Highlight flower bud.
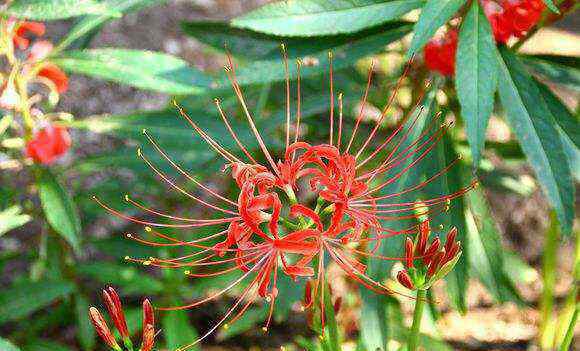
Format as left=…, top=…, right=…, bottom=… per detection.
left=141, top=323, right=155, bottom=351
left=397, top=270, right=415, bottom=290
left=445, top=227, right=457, bottom=252
left=25, top=124, right=71, bottom=164
left=89, top=307, right=120, bottom=350
left=142, top=299, right=154, bottom=331
left=422, top=237, right=441, bottom=266
left=103, top=287, right=129, bottom=339
left=427, top=251, right=445, bottom=278
left=416, top=220, right=430, bottom=255
left=405, top=237, right=414, bottom=268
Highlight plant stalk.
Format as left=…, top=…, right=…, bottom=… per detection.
left=408, top=288, right=427, bottom=351
left=539, top=211, right=560, bottom=349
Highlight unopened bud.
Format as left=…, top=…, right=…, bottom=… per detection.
left=397, top=270, right=415, bottom=290
left=103, top=287, right=129, bottom=339
left=422, top=237, right=441, bottom=266
left=89, top=307, right=120, bottom=350
left=417, top=220, right=430, bottom=255
left=405, top=237, right=414, bottom=268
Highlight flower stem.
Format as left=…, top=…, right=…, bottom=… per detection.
left=408, top=288, right=427, bottom=351
left=539, top=211, right=559, bottom=349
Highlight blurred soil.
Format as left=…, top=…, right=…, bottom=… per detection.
left=40, top=1, right=579, bottom=350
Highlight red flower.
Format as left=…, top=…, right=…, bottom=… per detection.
left=95, top=50, right=475, bottom=349
left=25, top=124, right=71, bottom=164
left=424, top=29, right=458, bottom=76
left=483, top=0, right=545, bottom=43
left=37, top=63, right=69, bottom=93
left=12, top=20, right=45, bottom=50
left=89, top=287, right=155, bottom=351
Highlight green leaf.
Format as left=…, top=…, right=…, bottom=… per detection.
left=23, top=340, right=73, bottom=351
left=455, top=0, right=497, bottom=167
left=162, top=311, right=200, bottom=351
left=523, top=54, right=580, bottom=91
left=0, top=206, right=31, bottom=237
left=52, top=49, right=212, bottom=94
left=534, top=79, right=580, bottom=149
left=77, top=262, right=163, bottom=295
left=542, top=0, right=560, bottom=13
left=224, top=23, right=411, bottom=86
left=4, top=0, right=119, bottom=20
left=0, top=338, right=21, bottom=351
left=466, top=188, right=523, bottom=304
left=56, top=0, right=167, bottom=51
left=74, top=294, right=95, bottom=351
left=497, top=47, right=575, bottom=234
left=0, top=280, right=74, bottom=323
left=407, top=0, right=467, bottom=57
left=36, top=168, right=82, bottom=253
left=231, top=0, right=424, bottom=37
left=534, top=79, right=580, bottom=181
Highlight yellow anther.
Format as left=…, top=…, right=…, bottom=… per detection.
left=262, top=327, right=268, bottom=332
left=223, top=324, right=229, bottom=330
left=124, top=194, right=130, bottom=201
left=137, top=148, right=142, bottom=157
left=126, top=233, right=132, bottom=238
left=124, top=256, right=130, bottom=260
left=143, top=260, right=151, bottom=266
left=184, top=270, right=191, bottom=275
left=145, top=226, right=152, bottom=232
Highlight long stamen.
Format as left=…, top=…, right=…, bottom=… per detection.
left=281, top=44, right=291, bottom=150
left=328, top=51, right=334, bottom=146
left=337, top=92, right=344, bottom=152
left=346, top=60, right=375, bottom=153
left=224, top=54, right=281, bottom=177
left=142, top=129, right=237, bottom=206
left=173, top=100, right=241, bottom=163
left=214, top=98, right=258, bottom=164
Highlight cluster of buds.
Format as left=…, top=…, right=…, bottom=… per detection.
left=89, top=287, right=155, bottom=351
left=483, top=0, right=545, bottom=43
left=397, top=220, right=462, bottom=291
left=0, top=17, right=71, bottom=166
left=423, top=0, right=545, bottom=76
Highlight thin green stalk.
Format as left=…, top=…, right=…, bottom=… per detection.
left=408, top=289, right=427, bottom=351
left=539, top=211, right=560, bottom=349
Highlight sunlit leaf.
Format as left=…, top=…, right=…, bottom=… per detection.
left=0, top=338, right=20, bottom=351
left=4, top=0, right=119, bottom=20
left=0, top=206, right=31, bottom=237
left=231, top=0, right=423, bottom=36
left=52, top=49, right=212, bottom=94
left=162, top=311, right=200, bottom=351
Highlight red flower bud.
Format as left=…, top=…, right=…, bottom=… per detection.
left=141, top=323, right=155, bottom=351
left=416, top=220, right=430, bottom=255
left=405, top=237, right=415, bottom=268
left=142, top=299, right=154, bottom=332
left=13, top=21, right=45, bottom=50
left=443, top=241, right=461, bottom=265
left=89, top=307, right=119, bottom=350
left=445, top=227, right=457, bottom=252
left=422, top=237, right=441, bottom=266
left=102, top=287, right=129, bottom=339
left=427, top=251, right=445, bottom=278
left=397, top=270, right=415, bottom=290
left=303, top=279, right=313, bottom=309
left=37, top=63, right=68, bottom=94
left=25, top=124, right=71, bottom=164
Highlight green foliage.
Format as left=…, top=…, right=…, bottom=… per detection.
left=36, top=167, right=82, bottom=253
left=407, top=0, right=467, bottom=57
left=162, top=311, right=200, bottom=351
left=231, top=0, right=423, bottom=36
left=0, top=338, right=21, bottom=351
left=52, top=49, right=213, bottom=94
left=4, top=0, right=119, bottom=20
left=0, top=280, right=74, bottom=323
left=455, top=0, right=497, bottom=167
left=497, top=47, right=575, bottom=235
left=0, top=206, right=31, bottom=237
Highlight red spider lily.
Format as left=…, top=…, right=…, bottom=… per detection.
left=482, top=0, right=545, bottom=44
left=95, top=47, right=475, bottom=349
left=423, top=29, right=458, bottom=76
left=89, top=287, right=155, bottom=351
left=10, top=20, right=45, bottom=50
left=25, top=123, right=71, bottom=164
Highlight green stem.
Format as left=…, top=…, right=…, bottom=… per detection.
left=408, top=289, right=427, bottom=351
left=539, top=211, right=560, bottom=349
